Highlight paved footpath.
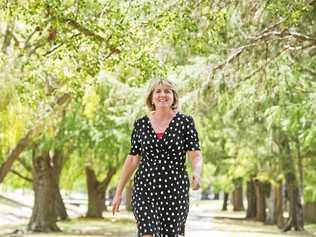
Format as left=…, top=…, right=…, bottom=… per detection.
left=186, top=201, right=315, bottom=237
left=1, top=196, right=315, bottom=237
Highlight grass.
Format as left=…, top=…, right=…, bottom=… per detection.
left=2, top=217, right=136, bottom=237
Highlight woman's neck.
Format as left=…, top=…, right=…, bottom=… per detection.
left=151, top=109, right=175, bottom=119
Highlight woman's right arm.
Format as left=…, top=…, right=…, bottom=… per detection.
left=112, top=154, right=140, bottom=215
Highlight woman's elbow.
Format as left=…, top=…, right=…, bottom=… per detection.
left=187, top=150, right=202, bottom=161
left=126, top=154, right=140, bottom=168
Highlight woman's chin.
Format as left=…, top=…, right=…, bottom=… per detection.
left=156, top=105, right=172, bottom=109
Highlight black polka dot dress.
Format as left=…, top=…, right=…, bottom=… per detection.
left=129, top=112, right=200, bottom=237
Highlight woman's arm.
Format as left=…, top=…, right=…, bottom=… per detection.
left=187, top=150, right=203, bottom=190
left=112, top=154, right=140, bottom=215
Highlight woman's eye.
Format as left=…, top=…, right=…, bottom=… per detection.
left=164, top=89, right=171, bottom=94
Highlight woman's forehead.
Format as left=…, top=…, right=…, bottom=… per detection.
left=154, top=83, right=172, bottom=90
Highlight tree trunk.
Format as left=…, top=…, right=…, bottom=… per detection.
left=232, top=181, right=244, bottom=211
left=279, top=135, right=304, bottom=231
left=275, top=183, right=284, bottom=228
left=52, top=150, right=68, bottom=220
left=222, top=192, right=229, bottom=211
left=28, top=152, right=60, bottom=232
left=265, top=182, right=276, bottom=225
left=55, top=190, right=67, bottom=220
left=103, top=167, right=117, bottom=211
left=246, top=179, right=257, bottom=219
left=282, top=172, right=304, bottom=231
left=86, top=166, right=116, bottom=218
left=214, top=193, right=219, bottom=200
left=254, top=180, right=266, bottom=222
left=295, top=136, right=304, bottom=206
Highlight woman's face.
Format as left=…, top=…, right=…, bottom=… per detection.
left=152, top=84, right=174, bottom=110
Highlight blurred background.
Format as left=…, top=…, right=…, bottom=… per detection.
left=0, top=0, right=315, bottom=236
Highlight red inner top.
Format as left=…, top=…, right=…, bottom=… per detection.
left=156, top=132, right=164, bottom=140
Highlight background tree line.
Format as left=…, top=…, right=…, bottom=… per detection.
left=0, top=0, right=315, bottom=233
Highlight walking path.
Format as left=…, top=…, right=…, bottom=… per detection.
left=1, top=194, right=315, bottom=237
left=187, top=201, right=316, bottom=237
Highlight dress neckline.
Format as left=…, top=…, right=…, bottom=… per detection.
left=146, top=112, right=179, bottom=138
left=156, top=132, right=164, bottom=140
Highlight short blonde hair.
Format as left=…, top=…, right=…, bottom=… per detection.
left=145, top=79, right=179, bottom=111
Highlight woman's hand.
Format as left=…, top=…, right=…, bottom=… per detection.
left=191, top=175, right=201, bottom=190
left=112, top=193, right=122, bottom=216
left=187, top=150, right=202, bottom=191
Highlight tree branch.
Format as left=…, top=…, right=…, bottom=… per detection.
left=207, top=28, right=316, bottom=84
left=63, top=18, right=105, bottom=42
left=105, top=47, right=121, bottom=59
left=17, top=158, right=32, bottom=172
left=24, top=26, right=41, bottom=49
left=27, top=41, right=46, bottom=57
left=99, top=166, right=117, bottom=191
left=242, top=46, right=289, bottom=81
left=43, top=33, right=80, bottom=57
left=249, top=28, right=316, bottom=44
left=0, top=93, right=71, bottom=183
left=253, top=19, right=285, bottom=37
left=2, top=23, right=13, bottom=53
left=10, top=169, right=32, bottom=183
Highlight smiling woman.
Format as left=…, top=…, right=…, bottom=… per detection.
left=145, top=79, right=179, bottom=113
left=112, top=79, right=203, bottom=237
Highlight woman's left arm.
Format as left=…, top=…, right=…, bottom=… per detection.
left=187, top=150, right=203, bottom=190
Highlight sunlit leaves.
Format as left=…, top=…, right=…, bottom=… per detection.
left=83, top=85, right=100, bottom=121
left=266, top=0, right=313, bottom=26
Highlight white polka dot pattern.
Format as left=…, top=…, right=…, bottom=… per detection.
left=129, top=112, right=200, bottom=237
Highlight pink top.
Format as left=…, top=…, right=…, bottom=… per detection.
left=156, top=132, right=164, bottom=140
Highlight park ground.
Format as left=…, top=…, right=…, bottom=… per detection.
left=0, top=192, right=316, bottom=237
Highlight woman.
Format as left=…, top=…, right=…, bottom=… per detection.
left=112, top=79, right=203, bottom=237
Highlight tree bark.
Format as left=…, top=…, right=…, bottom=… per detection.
left=102, top=167, right=117, bottom=211
left=28, top=152, right=60, bottom=232
left=86, top=165, right=116, bottom=218
left=222, top=192, right=229, bottom=211
left=246, top=179, right=257, bottom=219
left=232, top=180, right=244, bottom=211
left=282, top=172, right=304, bottom=231
left=295, top=136, right=304, bottom=203
left=254, top=179, right=266, bottom=222
left=55, top=189, right=67, bottom=220
left=265, top=182, right=276, bottom=225
left=51, top=150, right=68, bottom=220
left=275, top=183, right=284, bottom=228
left=279, top=135, right=304, bottom=231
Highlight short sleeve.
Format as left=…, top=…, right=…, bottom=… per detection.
left=184, top=116, right=201, bottom=151
left=129, top=120, right=141, bottom=155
